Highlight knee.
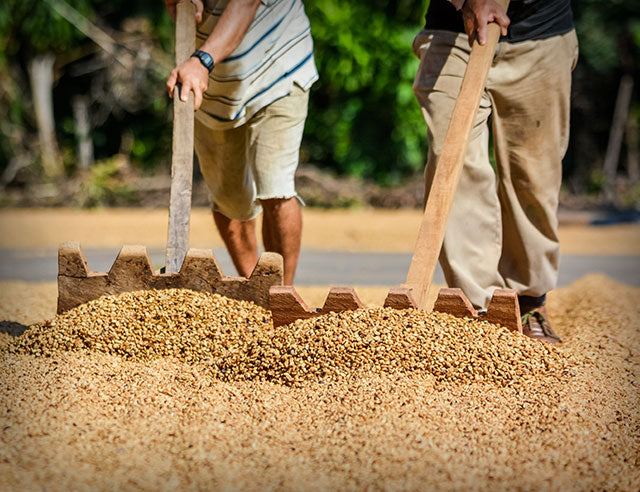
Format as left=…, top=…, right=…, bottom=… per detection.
left=260, top=197, right=296, bottom=215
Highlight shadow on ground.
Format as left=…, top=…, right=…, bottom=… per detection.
left=0, top=321, right=29, bottom=336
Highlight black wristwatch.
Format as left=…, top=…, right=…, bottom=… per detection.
left=191, top=50, right=215, bottom=73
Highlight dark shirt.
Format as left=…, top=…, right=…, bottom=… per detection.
left=424, top=0, right=574, bottom=43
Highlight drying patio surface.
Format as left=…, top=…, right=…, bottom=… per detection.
left=1, top=207, right=639, bottom=254
left=1, top=274, right=639, bottom=491
left=0, top=208, right=638, bottom=490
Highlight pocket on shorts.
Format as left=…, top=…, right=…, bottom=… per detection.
left=271, top=83, right=309, bottom=121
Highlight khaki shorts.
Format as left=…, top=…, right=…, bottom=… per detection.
left=194, top=84, right=309, bottom=221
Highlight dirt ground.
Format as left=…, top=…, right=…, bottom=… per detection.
left=0, top=275, right=639, bottom=491
left=1, top=207, right=639, bottom=254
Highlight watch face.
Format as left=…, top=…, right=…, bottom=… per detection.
left=193, top=50, right=214, bottom=71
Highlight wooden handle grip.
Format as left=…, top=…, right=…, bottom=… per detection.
left=405, top=1, right=510, bottom=309
left=165, top=1, right=196, bottom=273
left=175, top=1, right=196, bottom=65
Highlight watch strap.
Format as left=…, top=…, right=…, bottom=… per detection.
left=191, top=49, right=214, bottom=73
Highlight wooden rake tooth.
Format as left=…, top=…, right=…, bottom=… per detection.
left=384, top=287, right=418, bottom=310
left=108, top=245, right=155, bottom=284
left=433, top=288, right=478, bottom=318
left=57, top=241, right=108, bottom=314
left=269, top=286, right=366, bottom=328
left=58, top=241, right=90, bottom=277
left=485, top=289, right=522, bottom=333
left=177, top=248, right=223, bottom=290
left=239, top=252, right=284, bottom=309
left=433, top=287, right=522, bottom=333
left=179, top=248, right=222, bottom=276
left=250, top=252, right=284, bottom=283
left=322, top=287, right=364, bottom=313
left=269, top=285, right=317, bottom=327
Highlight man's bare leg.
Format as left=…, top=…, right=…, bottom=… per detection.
left=261, top=197, right=301, bottom=285
left=213, top=211, right=258, bottom=278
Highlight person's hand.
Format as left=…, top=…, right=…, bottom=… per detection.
left=164, top=0, right=204, bottom=23
left=166, top=57, right=209, bottom=111
left=461, top=0, right=510, bottom=47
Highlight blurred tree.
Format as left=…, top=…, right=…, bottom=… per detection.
left=304, top=0, right=430, bottom=185
left=0, top=0, right=176, bottom=190
left=0, top=0, right=638, bottom=204
left=566, top=0, right=640, bottom=200
left=0, top=0, right=94, bottom=179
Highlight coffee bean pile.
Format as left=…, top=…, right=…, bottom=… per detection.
left=5, top=289, right=569, bottom=386
left=7, top=289, right=272, bottom=364
left=245, top=308, right=568, bottom=386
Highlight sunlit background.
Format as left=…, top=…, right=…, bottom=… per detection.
left=0, top=0, right=638, bottom=209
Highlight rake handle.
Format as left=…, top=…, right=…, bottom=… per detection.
left=405, top=0, right=509, bottom=309
left=165, top=1, right=196, bottom=274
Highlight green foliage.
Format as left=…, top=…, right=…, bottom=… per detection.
left=565, top=0, right=640, bottom=194
left=304, top=0, right=430, bottom=184
left=1, top=0, right=638, bottom=196
left=587, top=168, right=606, bottom=195
left=573, top=0, right=640, bottom=74
left=573, top=0, right=640, bottom=67
left=621, top=181, right=640, bottom=207
left=575, top=9, right=619, bottom=74
left=74, top=157, right=135, bottom=208
left=572, top=0, right=640, bottom=77
left=0, top=0, right=178, bottom=180
left=0, top=0, right=93, bottom=58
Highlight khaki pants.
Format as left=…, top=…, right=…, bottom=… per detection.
left=413, top=29, right=579, bottom=309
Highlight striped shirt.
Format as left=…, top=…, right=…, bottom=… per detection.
left=197, top=0, right=318, bottom=129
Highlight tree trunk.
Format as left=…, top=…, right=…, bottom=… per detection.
left=603, top=74, right=634, bottom=203
left=29, top=54, right=63, bottom=178
left=626, top=111, right=639, bottom=184
left=72, top=95, right=94, bottom=171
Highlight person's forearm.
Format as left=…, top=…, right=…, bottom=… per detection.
left=199, top=0, right=261, bottom=64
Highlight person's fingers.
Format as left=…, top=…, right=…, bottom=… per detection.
left=469, top=30, right=477, bottom=47
left=463, top=18, right=473, bottom=38
left=192, top=0, right=204, bottom=23
left=462, top=12, right=476, bottom=45
left=495, top=8, right=510, bottom=35
left=477, top=14, right=489, bottom=45
left=181, top=79, right=192, bottom=102
left=193, top=85, right=203, bottom=111
left=167, top=69, right=178, bottom=98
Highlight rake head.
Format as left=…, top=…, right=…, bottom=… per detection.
left=57, top=241, right=283, bottom=314
left=58, top=243, right=522, bottom=333
left=269, top=285, right=522, bottom=332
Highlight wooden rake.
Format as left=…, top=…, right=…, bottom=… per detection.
left=56, top=2, right=283, bottom=314
left=270, top=1, right=522, bottom=332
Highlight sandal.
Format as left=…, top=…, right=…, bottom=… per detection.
left=521, top=306, right=562, bottom=344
